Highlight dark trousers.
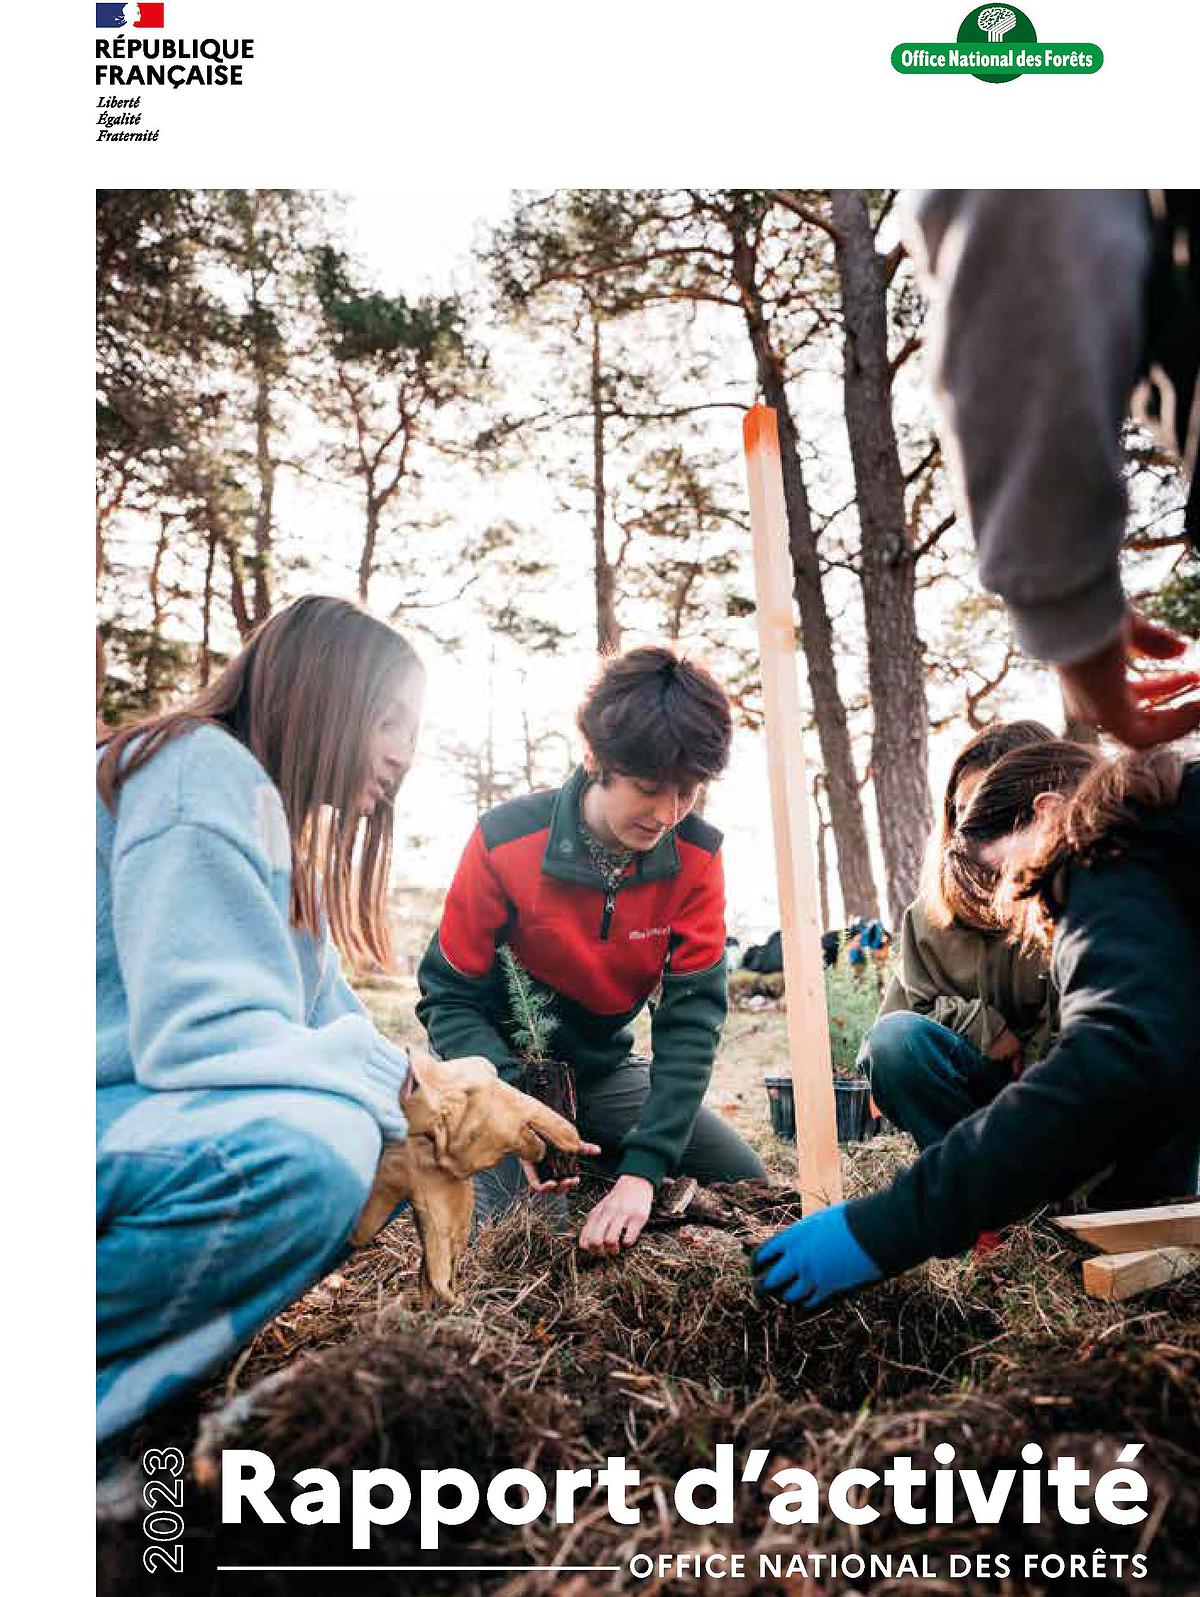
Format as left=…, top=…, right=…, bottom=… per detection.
left=862, top=1011, right=1014, bottom=1151
left=862, top=1010, right=1199, bottom=1209
left=476, top=1056, right=765, bottom=1223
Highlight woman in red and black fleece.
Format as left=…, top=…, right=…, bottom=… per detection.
left=417, top=647, right=764, bottom=1254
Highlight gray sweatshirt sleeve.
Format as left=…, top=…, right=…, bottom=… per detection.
left=906, top=190, right=1150, bottom=666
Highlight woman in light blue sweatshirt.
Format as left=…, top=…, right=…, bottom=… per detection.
left=96, top=596, right=423, bottom=1459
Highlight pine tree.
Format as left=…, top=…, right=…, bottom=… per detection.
left=498, top=946, right=560, bottom=1063
left=1142, top=569, right=1200, bottom=638
left=311, top=245, right=482, bottom=608
left=498, top=947, right=577, bottom=1179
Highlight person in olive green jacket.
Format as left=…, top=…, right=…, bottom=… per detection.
left=753, top=741, right=1200, bottom=1315
left=863, top=721, right=1059, bottom=1150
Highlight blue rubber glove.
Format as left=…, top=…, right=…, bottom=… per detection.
left=751, top=1203, right=883, bottom=1309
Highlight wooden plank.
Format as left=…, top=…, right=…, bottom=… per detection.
left=742, top=404, right=842, bottom=1212
left=1055, top=1202, right=1200, bottom=1255
left=1082, top=1247, right=1200, bottom=1301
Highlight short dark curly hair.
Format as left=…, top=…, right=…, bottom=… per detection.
left=576, top=646, right=732, bottom=785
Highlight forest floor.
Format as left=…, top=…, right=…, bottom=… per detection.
left=97, top=887, right=1200, bottom=1596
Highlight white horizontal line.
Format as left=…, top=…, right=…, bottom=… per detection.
left=216, top=1567, right=622, bottom=1573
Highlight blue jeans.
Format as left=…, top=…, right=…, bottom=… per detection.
left=860, top=1011, right=1199, bottom=1207
left=859, top=1011, right=1013, bottom=1151
left=96, top=1082, right=381, bottom=1445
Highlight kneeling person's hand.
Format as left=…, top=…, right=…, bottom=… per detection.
left=519, top=1159, right=588, bottom=1196
left=578, top=1173, right=654, bottom=1254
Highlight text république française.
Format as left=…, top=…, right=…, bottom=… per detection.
left=96, top=37, right=254, bottom=88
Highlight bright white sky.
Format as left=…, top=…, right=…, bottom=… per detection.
left=342, top=189, right=515, bottom=301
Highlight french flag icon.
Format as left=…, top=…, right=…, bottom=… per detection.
left=96, top=3, right=165, bottom=25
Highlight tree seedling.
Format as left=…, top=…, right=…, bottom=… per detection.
left=499, top=946, right=579, bottom=1181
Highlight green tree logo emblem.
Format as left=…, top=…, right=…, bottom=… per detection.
left=977, top=6, right=1016, bottom=41
left=958, top=4, right=1037, bottom=82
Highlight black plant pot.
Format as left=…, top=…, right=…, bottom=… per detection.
left=834, top=1078, right=879, bottom=1143
left=763, top=1073, right=885, bottom=1145
left=764, top=1074, right=797, bottom=1142
left=520, top=1057, right=580, bottom=1181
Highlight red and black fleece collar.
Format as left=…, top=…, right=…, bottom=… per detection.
left=480, top=765, right=721, bottom=888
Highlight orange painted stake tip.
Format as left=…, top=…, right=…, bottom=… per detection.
left=742, top=404, right=780, bottom=455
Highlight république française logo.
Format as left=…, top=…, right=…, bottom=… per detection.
left=892, top=6, right=1102, bottom=82
left=95, top=0, right=252, bottom=90
left=97, top=2, right=165, bottom=24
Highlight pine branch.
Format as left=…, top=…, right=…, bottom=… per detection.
left=498, top=946, right=560, bottom=1062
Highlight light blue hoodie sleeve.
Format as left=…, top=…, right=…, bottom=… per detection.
left=109, top=727, right=409, bottom=1139
left=308, top=934, right=370, bottom=1026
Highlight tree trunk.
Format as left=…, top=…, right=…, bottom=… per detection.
left=199, top=524, right=218, bottom=687
left=813, top=773, right=832, bottom=933
left=359, top=493, right=379, bottom=605
left=216, top=508, right=253, bottom=640
left=590, top=308, right=621, bottom=653
left=250, top=277, right=276, bottom=623
left=225, top=544, right=252, bottom=638
left=732, top=239, right=879, bottom=920
left=521, top=699, right=536, bottom=791
left=96, top=629, right=107, bottom=728
left=96, top=465, right=130, bottom=723
left=666, top=565, right=700, bottom=642
left=830, top=189, right=932, bottom=923
left=203, top=473, right=253, bottom=641
left=145, top=517, right=170, bottom=706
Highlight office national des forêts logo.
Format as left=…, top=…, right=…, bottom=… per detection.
left=892, top=6, right=1102, bottom=82
left=97, top=3, right=165, bottom=25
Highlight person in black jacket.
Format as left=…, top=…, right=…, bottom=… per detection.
left=753, top=745, right=1200, bottom=1310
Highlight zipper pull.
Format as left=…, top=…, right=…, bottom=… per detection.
left=600, top=890, right=615, bottom=941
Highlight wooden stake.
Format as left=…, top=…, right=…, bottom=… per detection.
left=1054, top=1201, right=1200, bottom=1255
left=1082, top=1247, right=1199, bottom=1301
left=743, top=404, right=843, bottom=1211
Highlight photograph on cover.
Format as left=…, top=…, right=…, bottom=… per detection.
left=96, top=187, right=1199, bottom=1592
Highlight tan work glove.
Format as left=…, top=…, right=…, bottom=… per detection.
left=351, top=1051, right=598, bottom=1302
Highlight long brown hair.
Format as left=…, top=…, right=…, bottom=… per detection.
left=922, top=720, right=1055, bottom=926
left=1016, top=748, right=1187, bottom=948
left=942, top=739, right=1103, bottom=930
left=98, top=595, right=424, bottom=971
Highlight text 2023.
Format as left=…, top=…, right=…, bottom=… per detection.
left=142, top=1447, right=185, bottom=1573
